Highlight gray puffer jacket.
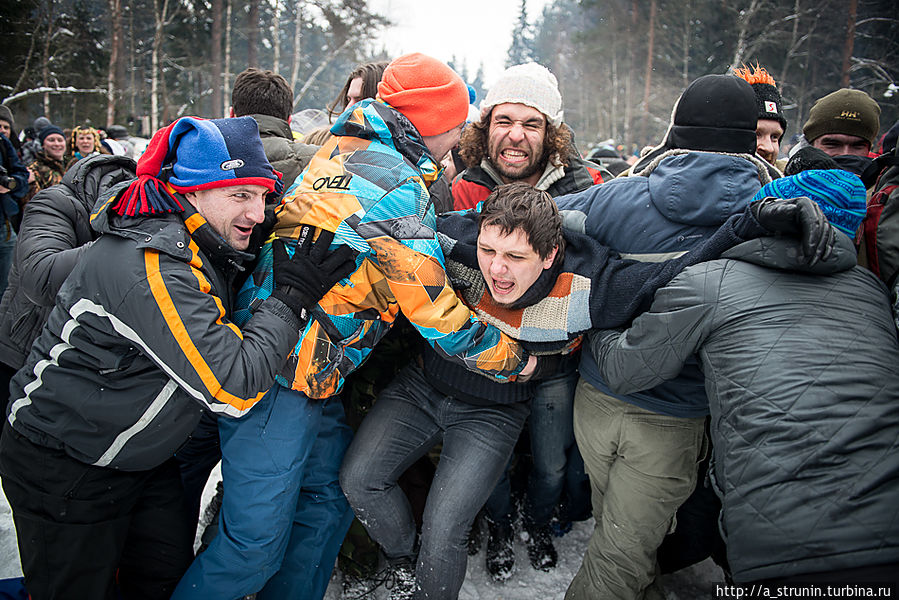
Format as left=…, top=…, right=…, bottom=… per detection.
left=591, top=233, right=899, bottom=582
left=0, top=154, right=136, bottom=369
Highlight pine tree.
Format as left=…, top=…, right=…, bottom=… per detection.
left=507, top=0, right=536, bottom=67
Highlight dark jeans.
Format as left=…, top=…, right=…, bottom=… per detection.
left=340, top=364, right=530, bottom=599
left=174, top=410, right=221, bottom=540
left=0, top=423, right=194, bottom=600
left=485, top=367, right=589, bottom=527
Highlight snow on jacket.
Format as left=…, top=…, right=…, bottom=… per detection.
left=556, top=149, right=775, bottom=418
left=236, top=99, right=527, bottom=399
left=451, top=151, right=606, bottom=211
left=250, top=113, right=318, bottom=191
left=7, top=194, right=301, bottom=471
left=0, top=154, right=136, bottom=370
left=590, top=233, right=899, bottom=581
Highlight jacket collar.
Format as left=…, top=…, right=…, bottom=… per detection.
left=250, top=113, right=294, bottom=141
left=477, top=156, right=567, bottom=193
left=90, top=184, right=253, bottom=269
left=331, top=99, right=443, bottom=187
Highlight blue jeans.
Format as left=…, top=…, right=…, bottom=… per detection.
left=485, top=367, right=588, bottom=527
left=172, top=385, right=354, bottom=600
left=340, top=364, right=529, bottom=600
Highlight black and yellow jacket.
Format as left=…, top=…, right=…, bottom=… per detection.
left=6, top=193, right=301, bottom=471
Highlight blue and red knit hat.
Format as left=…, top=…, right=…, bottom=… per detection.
left=112, top=116, right=281, bottom=217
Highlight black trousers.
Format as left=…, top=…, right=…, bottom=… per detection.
left=174, top=410, right=221, bottom=539
left=0, top=423, right=194, bottom=600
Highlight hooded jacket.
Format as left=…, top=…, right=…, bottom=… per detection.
left=7, top=191, right=301, bottom=471
left=236, top=99, right=527, bottom=399
left=556, top=149, right=774, bottom=417
left=590, top=234, right=899, bottom=581
left=0, top=154, right=136, bottom=369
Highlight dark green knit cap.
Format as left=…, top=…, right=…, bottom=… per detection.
left=803, top=88, right=880, bottom=146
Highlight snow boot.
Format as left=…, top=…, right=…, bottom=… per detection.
left=384, top=558, right=417, bottom=600
left=485, top=517, right=515, bottom=582
left=524, top=523, right=558, bottom=571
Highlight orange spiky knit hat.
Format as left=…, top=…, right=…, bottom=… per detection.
left=733, top=64, right=787, bottom=132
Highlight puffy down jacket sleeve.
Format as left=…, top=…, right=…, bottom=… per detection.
left=589, top=263, right=719, bottom=395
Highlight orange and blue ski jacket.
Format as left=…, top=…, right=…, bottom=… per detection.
left=236, top=99, right=527, bottom=399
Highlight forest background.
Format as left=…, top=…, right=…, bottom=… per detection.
left=2, top=0, right=897, bottom=152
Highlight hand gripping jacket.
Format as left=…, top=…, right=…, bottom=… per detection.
left=235, top=99, right=527, bottom=399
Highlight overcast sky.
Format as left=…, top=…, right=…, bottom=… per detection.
left=366, top=0, right=552, bottom=88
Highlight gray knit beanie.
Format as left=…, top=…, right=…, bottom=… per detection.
left=480, top=63, right=563, bottom=127
left=33, top=116, right=51, bottom=132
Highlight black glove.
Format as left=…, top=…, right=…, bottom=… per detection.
left=750, top=196, right=836, bottom=265
left=269, top=226, right=357, bottom=318
left=247, top=205, right=278, bottom=256
left=516, top=354, right=563, bottom=383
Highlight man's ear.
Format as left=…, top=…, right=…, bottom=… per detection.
left=228, top=107, right=236, bottom=118
left=183, top=191, right=199, bottom=208
left=542, top=245, right=558, bottom=270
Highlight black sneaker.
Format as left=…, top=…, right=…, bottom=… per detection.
left=384, top=559, right=417, bottom=600
left=524, top=524, right=558, bottom=571
left=485, top=518, right=515, bottom=582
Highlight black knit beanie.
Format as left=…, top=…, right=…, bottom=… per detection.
left=752, top=82, right=787, bottom=132
left=783, top=146, right=840, bottom=176
left=733, top=65, right=787, bottom=134
left=38, top=125, right=65, bottom=145
left=665, top=74, right=758, bottom=154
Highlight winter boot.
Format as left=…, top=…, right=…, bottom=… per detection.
left=524, top=523, right=558, bottom=571
left=485, top=517, right=515, bottom=582
left=384, top=558, right=417, bottom=600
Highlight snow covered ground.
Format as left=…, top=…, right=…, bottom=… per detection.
left=0, top=466, right=725, bottom=599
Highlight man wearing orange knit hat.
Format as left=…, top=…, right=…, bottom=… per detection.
left=174, top=53, right=538, bottom=600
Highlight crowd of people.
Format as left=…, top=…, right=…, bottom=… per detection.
left=0, top=50, right=897, bottom=600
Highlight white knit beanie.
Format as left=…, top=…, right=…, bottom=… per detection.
left=480, top=63, right=563, bottom=127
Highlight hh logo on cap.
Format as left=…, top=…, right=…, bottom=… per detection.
left=221, top=159, right=245, bottom=170
left=765, top=101, right=778, bottom=114
left=839, top=110, right=860, bottom=120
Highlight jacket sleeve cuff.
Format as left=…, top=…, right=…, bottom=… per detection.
left=261, top=295, right=304, bottom=332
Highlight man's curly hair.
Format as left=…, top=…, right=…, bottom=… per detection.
left=458, top=107, right=572, bottom=171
